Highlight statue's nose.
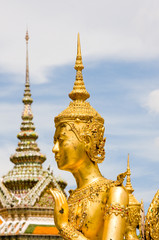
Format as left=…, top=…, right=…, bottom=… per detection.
left=52, top=141, right=59, bottom=153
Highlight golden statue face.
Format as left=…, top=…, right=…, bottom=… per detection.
left=52, top=123, right=88, bottom=171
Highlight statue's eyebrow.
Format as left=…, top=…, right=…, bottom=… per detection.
left=54, top=132, right=63, bottom=142
left=61, top=123, right=67, bottom=128
left=54, top=134, right=58, bottom=142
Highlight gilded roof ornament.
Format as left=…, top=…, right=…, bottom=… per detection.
left=125, top=154, right=141, bottom=240
left=125, top=153, right=134, bottom=193
left=125, top=154, right=140, bottom=205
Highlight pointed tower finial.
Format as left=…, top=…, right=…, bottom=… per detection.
left=125, top=154, right=134, bottom=193
left=25, top=29, right=29, bottom=85
left=25, top=29, right=29, bottom=42
left=69, top=33, right=90, bottom=101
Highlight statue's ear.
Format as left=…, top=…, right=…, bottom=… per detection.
left=84, top=135, right=92, bottom=152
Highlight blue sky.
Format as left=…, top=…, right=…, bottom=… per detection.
left=0, top=0, right=159, bottom=213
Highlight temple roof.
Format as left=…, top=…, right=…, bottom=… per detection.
left=0, top=168, right=61, bottom=208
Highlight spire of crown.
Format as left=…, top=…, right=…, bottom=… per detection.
left=74, top=32, right=84, bottom=71
left=54, top=33, right=104, bottom=127
left=125, top=153, right=134, bottom=193
left=69, top=33, right=90, bottom=101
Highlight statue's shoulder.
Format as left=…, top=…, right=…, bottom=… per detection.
left=101, top=174, right=129, bottom=220
left=108, top=172, right=129, bottom=206
left=108, top=185, right=128, bottom=201
left=105, top=171, right=129, bottom=205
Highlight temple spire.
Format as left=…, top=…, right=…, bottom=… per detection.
left=25, top=30, right=30, bottom=85
left=69, top=33, right=90, bottom=101
left=22, top=30, right=33, bottom=118
left=9, top=31, right=46, bottom=168
left=125, top=154, right=134, bottom=193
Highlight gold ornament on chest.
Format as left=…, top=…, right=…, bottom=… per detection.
left=68, top=178, right=111, bottom=230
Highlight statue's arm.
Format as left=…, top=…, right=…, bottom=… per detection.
left=102, top=186, right=129, bottom=240
left=50, top=188, right=88, bottom=240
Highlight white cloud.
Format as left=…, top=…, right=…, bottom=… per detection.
left=154, top=136, right=159, bottom=147
left=0, top=0, right=159, bottom=83
left=146, top=89, right=159, bottom=113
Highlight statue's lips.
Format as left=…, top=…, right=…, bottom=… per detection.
left=55, top=155, right=60, bottom=162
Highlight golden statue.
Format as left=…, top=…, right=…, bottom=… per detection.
left=50, top=33, right=129, bottom=240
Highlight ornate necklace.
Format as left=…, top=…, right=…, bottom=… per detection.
left=68, top=177, right=112, bottom=230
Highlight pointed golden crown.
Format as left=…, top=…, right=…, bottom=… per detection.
left=54, top=33, right=104, bottom=127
